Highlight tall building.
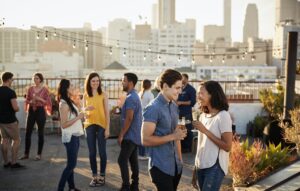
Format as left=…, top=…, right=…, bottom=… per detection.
left=243, top=4, right=259, bottom=42
left=273, top=0, right=300, bottom=76
left=158, top=0, right=176, bottom=29
left=203, top=0, right=231, bottom=43
left=224, top=0, right=231, bottom=42
left=152, top=3, right=159, bottom=29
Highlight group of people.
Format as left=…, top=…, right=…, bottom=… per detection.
left=0, top=69, right=233, bottom=191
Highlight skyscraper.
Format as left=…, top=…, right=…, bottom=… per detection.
left=152, top=3, right=159, bottom=29
left=243, top=4, right=259, bottom=42
left=276, top=0, right=299, bottom=24
left=158, top=0, right=176, bottom=29
left=224, top=0, right=231, bottom=42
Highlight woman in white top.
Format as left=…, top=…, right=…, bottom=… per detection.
left=192, top=81, right=232, bottom=191
left=57, top=79, right=91, bottom=191
left=138, top=79, right=154, bottom=159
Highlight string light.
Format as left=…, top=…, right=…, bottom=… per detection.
left=241, top=55, right=245, bottom=60
left=192, top=55, right=195, bottom=64
left=72, top=40, right=76, bottom=49
left=222, top=55, right=225, bottom=64
left=143, top=52, right=146, bottom=61
left=85, top=42, right=88, bottom=51
left=116, top=40, right=120, bottom=48
left=36, top=32, right=40, bottom=40
left=157, top=54, right=161, bottom=61
left=109, top=47, right=113, bottom=55
left=123, top=48, right=126, bottom=57
left=251, top=54, right=256, bottom=61
left=53, top=30, right=57, bottom=37
left=148, top=43, right=151, bottom=52
left=44, top=31, right=48, bottom=41
left=178, top=54, right=181, bottom=62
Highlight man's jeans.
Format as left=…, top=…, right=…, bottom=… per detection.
left=86, top=124, right=107, bottom=176
left=118, top=139, right=139, bottom=189
left=57, top=136, right=80, bottom=191
left=196, top=161, right=225, bottom=191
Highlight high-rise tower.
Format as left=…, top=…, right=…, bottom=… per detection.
left=158, top=0, right=176, bottom=29
left=243, top=4, right=259, bottom=42
left=224, top=0, right=231, bottom=42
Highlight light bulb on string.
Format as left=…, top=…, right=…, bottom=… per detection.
left=222, top=57, right=225, bottom=64
left=123, top=48, right=126, bottom=57
left=85, top=42, right=88, bottom=51
left=178, top=55, right=181, bottom=62
left=72, top=40, right=76, bottom=49
left=157, top=54, right=161, bottom=61
left=116, top=40, right=119, bottom=48
left=241, top=54, right=245, bottom=60
left=251, top=54, right=255, bottom=62
left=209, top=57, right=213, bottom=63
left=36, top=32, right=40, bottom=40
left=44, top=31, right=48, bottom=41
left=53, top=30, right=57, bottom=37
left=109, top=47, right=113, bottom=55
left=192, top=55, right=195, bottom=64
left=180, top=49, right=183, bottom=55
left=244, top=48, right=248, bottom=55
left=143, top=52, right=146, bottom=61
left=148, top=43, right=151, bottom=52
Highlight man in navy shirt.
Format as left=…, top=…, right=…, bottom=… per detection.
left=118, top=73, right=142, bottom=191
left=177, top=73, right=196, bottom=153
left=142, top=69, right=187, bottom=191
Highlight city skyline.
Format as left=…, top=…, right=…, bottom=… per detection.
left=2, top=0, right=275, bottom=42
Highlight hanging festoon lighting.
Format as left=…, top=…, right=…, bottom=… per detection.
left=143, top=52, right=146, bottom=61
left=148, top=43, right=152, bottom=52
left=53, top=29, right=57, bottom=37
left=241, top=53, right=245, bottom=60
left=251, top=53, right=256, bottom=61
left=36, top=31, right=40, bottom=40
left=157, top=54, right=161, bottom=61
left=123, top=48, right=126, bottom=57
left=116, top=40, right=120, bottom=48
left=222, top=55, right=225, bottom=64
left=44, top=31, right=48, bottom=41
left=244, top=48, right=248, bottom=55
left=85, top=41, right=88, bottom=51
left=192, top=55, right=195, bottom=64
left=209, top=55, right=213, bottom=63
left=178, top=54, right=181, bottom=62
left=72, top=40, right=76, bottom=49
left=109, top=47, right=113, bottom=55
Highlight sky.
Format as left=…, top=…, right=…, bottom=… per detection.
left=1, top=0, right=275, bottom=42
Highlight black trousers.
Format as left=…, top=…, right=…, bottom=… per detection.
left=25, top=106, right=46, bottom=155
left=150, top=166, right=182, bottom=191
left=118, top=139, right=139, bottom=189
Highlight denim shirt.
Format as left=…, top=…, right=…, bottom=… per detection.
left=121, top=89, right=142, bottom=145
left=143, top=94, right=183, bottom=176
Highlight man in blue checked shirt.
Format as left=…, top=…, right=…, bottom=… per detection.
left=141, top=69, right=187, bottom=191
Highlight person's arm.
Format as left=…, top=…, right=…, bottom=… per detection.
left=192, top=115, right=232, bottom=152
left=118, top=109, right=134, bottom=145
left=176, top=140, right=183, bottom=162
left=59, top=103, right=84, bottom=129
left=141, top=121, right=187, bottom=146
left=11, top=98, right=19, bottom=112
left=103, top=92, right=110, bottom=139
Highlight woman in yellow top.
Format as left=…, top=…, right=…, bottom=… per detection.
left=83, top=72, right=110, bottom=187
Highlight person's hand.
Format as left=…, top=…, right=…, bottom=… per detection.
left=192, top=121, right=207, bottom=134
left=104, top=129, right=110, bottom=139
left=173, top=128, right=187, bottom=141
left=84, top=105, right=95, bottom=111
left=191, top=167, right=198, bottom=189
left=78, top=112, right=85, bottom=120
left=118, top=134, right=123, bottom=146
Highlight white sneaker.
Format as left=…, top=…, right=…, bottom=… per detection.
left=138, top=156, right=148, bottom=160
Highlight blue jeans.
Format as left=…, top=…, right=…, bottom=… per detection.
left=197, top=161, right=225, bottom=191
left=57, top=136, right=80, bottom=191
left=86, top=124, right=107, bottom=177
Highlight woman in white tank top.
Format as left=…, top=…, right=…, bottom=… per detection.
left=57, top=79, right=89, bottom=191
left=192, top=81, right=232, bottom=191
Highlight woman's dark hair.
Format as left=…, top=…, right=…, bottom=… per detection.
left=200, top=80, right=229, bottom=113
left=84, top=72, right=102, bottom=97
left=34, top=73, right=44, bottom=83
left=141, top=79, right=152, bottom=99
left=160, top=69, right=182, bottom=89
left=57, top=79, right=78, bottom=116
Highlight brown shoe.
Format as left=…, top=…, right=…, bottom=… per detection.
left=19, top=155, right=29, bottom=160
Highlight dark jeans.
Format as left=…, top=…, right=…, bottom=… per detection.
left=197, top=161, right=225, bottom=191
left=25, top=106, right=46, bottom=155
left=86, top=124, right=107, bottom=177
left=57, top=136, right=80, bottom=191
left=138, top=145, right=146, bottom=157
left=118, top=139, right=139, bottom=189
left=149, top=166, right=182, bottom=191
left=180, top=114, right=193, bottom=151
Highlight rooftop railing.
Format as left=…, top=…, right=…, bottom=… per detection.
left=10, top=78, right=276, bottom=102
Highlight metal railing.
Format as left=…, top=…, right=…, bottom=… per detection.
left=10, top=78, right=276, bottom=101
